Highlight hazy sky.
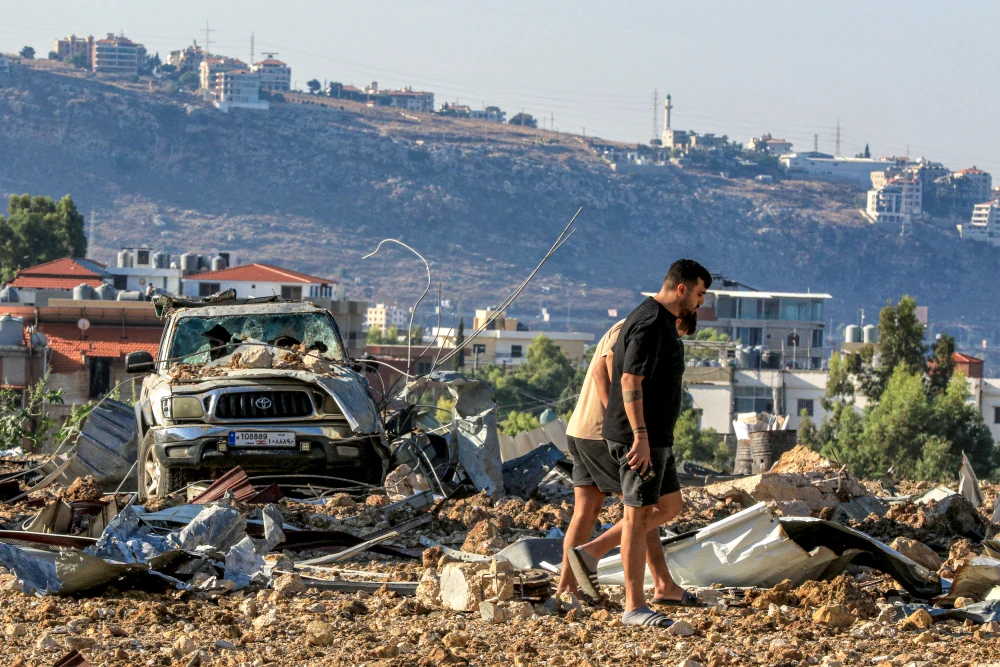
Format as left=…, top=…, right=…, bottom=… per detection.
left=4, top=1, right=998, bottom=173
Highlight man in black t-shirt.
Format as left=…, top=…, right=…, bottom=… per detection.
left=567, top=259, right=711, bottom=628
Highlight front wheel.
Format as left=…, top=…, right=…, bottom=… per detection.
left=137, top=433, right=191, bottom=501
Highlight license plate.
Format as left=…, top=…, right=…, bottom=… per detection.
left=228, top=431, right=296, bottom=447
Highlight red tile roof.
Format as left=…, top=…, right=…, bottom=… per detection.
left=186, top=263, right=334, bottom=284
left=957, top=168, right=987, bottom=175
left=8, top=258, right=109, bottom=290
left=255, top=59, right=287, bottom=66
left=953, top=352, right=984, bottom=364
left=40, top=323, right=161, bottom=374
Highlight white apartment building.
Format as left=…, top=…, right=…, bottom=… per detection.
left=182, top=263, right=335, bottom=299
left=469, top=107, right=506, bottom=123
left=781, top=153, right=903, bottom=188
left=167, top=42, right=205, bottom=71
left=107, top=247, right=183, bottom=295
left=214, top=70, right=269, bottom=112
left=957, top=200, right=1000, bottom=246
left=366, top=303, right=409, bottom=330
left=199, top=57, right=247, bottom=91
left=866, top=176, right=922, bottom=223
left=747, top=134, right=793, bottom=155
left=385, top=88, right=435, bottom=113
left=92, top=34, right=146, bottom=76
left=251, top=58, right=291, bottom=92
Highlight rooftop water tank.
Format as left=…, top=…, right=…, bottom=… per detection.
left=211, top=255, right=228, bottom=272
left=73, top=283, right=95, bottom=301
left=30, top=330, right=47, bottom=348
left=117, top=249, right=133, bottom=268
left=0, top=316, right=24, bottom=346
left=762, top=350, right=781, bottom=370
left=844, top=325, right=861, bottom=344
left=95, top=283, right=116, bottom=301
left=863, top=324, right=879, bottom=344
left=117, top=291, right=142, bottom=301
left=179, top=253, right=198, bottom=273
left=153, top=251, right=168, bottom=269
left=0, top=286, right=18, bottom=303
left=198, top=255, right=211, bottom=271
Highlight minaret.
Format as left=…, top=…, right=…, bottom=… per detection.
left=662, top=94, right=673, bottom=145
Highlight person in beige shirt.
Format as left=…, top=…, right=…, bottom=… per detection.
left=557, top=315, right=695, bottom=607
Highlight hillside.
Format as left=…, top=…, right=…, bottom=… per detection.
left=1, top=62, right=998, bottom=362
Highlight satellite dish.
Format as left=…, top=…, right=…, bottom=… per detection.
left=77, top=318, right=91, bottom=332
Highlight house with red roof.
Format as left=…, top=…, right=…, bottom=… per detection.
left=953, top=352, right=984, bottom=379
left=181, top=262, right=336, bottom=300
left=5, top=257, right=113, bottom=306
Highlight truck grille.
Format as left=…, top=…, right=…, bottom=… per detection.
left=214, top=391, right=313, bottom=419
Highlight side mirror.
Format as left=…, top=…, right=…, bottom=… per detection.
left=125, top=350, right=156, bottom=374
left=353, top=354, right=378, bottom=374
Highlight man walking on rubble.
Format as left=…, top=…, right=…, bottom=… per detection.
left=558, top=311, right=698, bottom=606
left=568, top=259, right=710, bottom=628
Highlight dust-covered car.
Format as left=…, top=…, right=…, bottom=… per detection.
left=125, top=297, right=387, bottom=500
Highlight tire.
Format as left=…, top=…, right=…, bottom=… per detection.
left=137, top=433, right=191, bottom=501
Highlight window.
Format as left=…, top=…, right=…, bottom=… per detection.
left=510, top=345, right=523, bottom=358
left=281, top=286, right=303, bottom=300
left=734, top=385, right=773, bottom=414
left=797, top=399, right=814, bottom=417
left=735, top=327, right=762, bottom=346
left=472, top=344, right=486, bottom=354
left=136, top=250, right=150, bottom=266
left=198, top=282, right=221, bottom=297
left=994, top=406, right=1000, bottom=424
left=812, top=329, right=824, bottom=348
left=786, top=332, right=800, bottom=347
left=113, top=275, right=128, bottom=290
left=88, top=358, right=111, bottom=398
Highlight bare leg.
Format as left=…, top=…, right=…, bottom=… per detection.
left=647, top=491, right=684, bottom=600
left=556, top=486, right=605, bottom=595
left=622, top=504, right=654, bottom=613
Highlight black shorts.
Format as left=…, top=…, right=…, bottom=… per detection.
left=606, top=439, right=680, bottom=507
left=567, top=435, right=622, bottom=494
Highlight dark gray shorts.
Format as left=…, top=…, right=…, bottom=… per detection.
left=567, top=435, right=622, bottom=494
left=606, top=439, right=680, bottom=507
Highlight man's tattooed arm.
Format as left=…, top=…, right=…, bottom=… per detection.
left=623, top=389, right=643, bottom=403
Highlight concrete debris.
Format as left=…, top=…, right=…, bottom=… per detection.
left=889, top=537, right=943, bottom=572
left=501, top=443, right=565, bottom=498
left=959, top=451, right=984, bottom=508
left=385, top=463, right=431, bottom=501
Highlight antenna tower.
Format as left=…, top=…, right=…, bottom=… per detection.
left=250, top=32, right=254, bottom=63
left=202, top=20, right=216, bottom=57
left=651, top=88, right=658, bottom=142
left=834, top=118, right=841, bottom=157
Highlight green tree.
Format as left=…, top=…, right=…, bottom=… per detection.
left=864, top=143, right=871, bottom=159
left=500, top=410, right=540, bottom=436
left=509, top=112, right=537, bottom=128
left=0, top=194, right=87, bottom=283
left=178, top=71, right=200, bottom=90
left=483, top=335, right=577, bottom=423
left=20, top=46, right=35, bottom=59
left=68, top=52, right=90, bottom=69
left=366, top=326, right=385, bottom=345
left=672, top=409, right=727, bottom=469
left=455, top=318, right=465, bottom=369
left=856, top=296, right=926, bottom=401
left=48, top=51, right=60, bottom=60
left=927, top=333, right=956, bottom=396
left=306, top=79, right=322, bottom=94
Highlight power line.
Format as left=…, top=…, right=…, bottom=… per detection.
left=202, top=20, right=215, bottom=57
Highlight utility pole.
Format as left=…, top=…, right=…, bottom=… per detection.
left=550, top=112, right=554, bottom=132
left=652, top=88, right=659, bottom=142
left=203, top=20, right=216, bottom=57
left=250, top=32, right=255, bottom=63
left=813, top=134, right=818, bottom=152
left=834, top=118, right=841, bottom=157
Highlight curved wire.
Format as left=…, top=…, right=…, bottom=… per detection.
left=362, top=239, right=432, bottom=382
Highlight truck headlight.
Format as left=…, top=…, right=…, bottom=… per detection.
left=161, top=396, right=205, bottom=420
left=314, top=393, right=341, bottom=416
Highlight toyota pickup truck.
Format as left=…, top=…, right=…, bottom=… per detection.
left=125, top=298, right=387, bottom=500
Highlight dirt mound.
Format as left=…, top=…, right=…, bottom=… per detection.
left=60, top=475, right=102, bottom=502
left=795, top=574, right=878, bottom=619
left=769, top=445, right=838, bottom=474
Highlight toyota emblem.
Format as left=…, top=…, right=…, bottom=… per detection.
left=254, top=397, right=273, bottom=410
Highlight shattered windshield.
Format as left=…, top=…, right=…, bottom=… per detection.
left=168, top=312, right=345, bottom=365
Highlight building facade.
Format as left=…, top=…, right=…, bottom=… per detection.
left=215, top=70, right=268, bottom=111
left=6, top=258, right=113, bottom=306
left=748, top=134, right=793, bottom=155
left=92, top=34, right=146, bottom=75
left=199, top=57, right=247, bottom=91
left=936, top=167, right=993, bottom=215
left=781, top=153, right=903, bottom=188
left=957, top=200, right=1000, bottom=246
left=385, top=88, right=435, bottom=112
left=106, top=247, right=183, bottom=295
left=54, top=34, right=95, bottom=65
left=866, top=176, right=922, bottom=223
left=167, top=42, right=205, bottom=72
left=181, top=263, right=335, bottom=300
left=694, top=287, right=831, bottom=370
left=365, top=303, right=409, bottom=330
left=251, top=58, right=291, bottom=92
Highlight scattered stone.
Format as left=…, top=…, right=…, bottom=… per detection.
left=374, top=644, right=399, bottom=658
left=252, top=608, right=280, bottom=631
left=439, top=562, right=487, bottom=611
left=366, top=494, right=390, bottom=507
left=443, top=630, right=469, bottom=648
left=814, top=604, right=857, bottom=628
left=479, top=600, right=509, bottom=624
left=35, top=632, right=59, bottom=650
left=421, top=646, right=467, bottom=665
left=668, top=619, right=696, bottom=636
left=889, top=537, right=944, bottom=571
left=325, top=492, right=359, bottom=509
left=5, top=624, right=26, bottom=637
left=63, top=635, right=96, bottom=651
left=62, top=475, right=102, bottom=502
left=239, top=599, right=258, bottom=617
left=215, top=639, right=237, bottom=649
left=902, top=608, right=933, bottom=631
left=240, top=346, right=272, bottom=369
left=914, top=631, right=934, bottom=645
left=306, top=620, right=335, bottom=647
left=174, top=635, right=198, bottom=654
left=273, top=572, right=306, bottom=595
left=461, top=519, right=506, bottom=555
left=422, top=546, right=443, bottom=568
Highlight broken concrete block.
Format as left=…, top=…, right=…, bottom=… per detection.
left=241, top=347, right=272, bottom=369
left=273, top=573, right=306, bottom=595
left=461, top=519, right=505, bottom=555
left=481, top=572, right=514, bottom=601
left=385, top=464, right=432, bottom=501
left=813, top=604, right=856, bottom=628
left=507, top=600, right=534, bottom=620
left=416, top=572, right=442, bottom=607
left=306, top=620, right=335, bottom=647
left=953, top=596, right=974, bottom=608
left=174, top=635, right=198, bottom=654
left=439, top=563, right=486, bottom=612
left=774, top=500, right=813, bottom=517
left=252, top=608, right=280, bottom=631
left=667, top=619, right=695, bottom=636
left=479, top=600, right=509, bottom=624
left=557, top=591, right=583, bottom=615
left=901, top=608, right=933, bottom=630
left=889, top=537, right=943, bottom=572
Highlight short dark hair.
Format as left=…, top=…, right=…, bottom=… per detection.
left=664, top=259, right=712, bottom=291
left=678, top=311, right=697, bottom=336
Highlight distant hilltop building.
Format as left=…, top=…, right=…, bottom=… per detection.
left=747, top=134, right=793, bottom=155
left=660, top=94, right=724, bottom=152
left=362, top=82, right=434, bottom=112
left=934, top=167, right=993, bottom=216
left=251, top=57, right=291, bottom=92
left=866, top=174, right=921, bottom=224
left=957, top=200, right=1000, bottom=246
left=199, top=56, right=247, bottom=91
left=437, top=103, right=506, bottom=123
left=54, top=34, right=94, bottom=67
left=198, top=55, right=268, bottom=111
left=167, top=42, right=205, bottom=72
left=780, top=153, right=904, bottom=188
left=92, top=34, right=146, bottom=76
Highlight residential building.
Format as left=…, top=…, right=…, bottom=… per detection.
left=167, top=42, right=205, bottom=72
left=904, top=160, right=950, bottom=210
left=936, top=167, right=993, bottom=215
left=780, top=153, right=903, bottom=188
left=199, top=57, right=247, bottom=91
left=659, top=94, right=724, bottom=153
left=747, top=134, right=793, bottom=155
left=323, top=300, right=367, bottom=359
left=365, top=303, right=409, bottom=330
left=214, top=70, right=268, bottom=112
left=431, top=309, right=594, bottom=369
left=470, top=107, right=506, bottom=123
left=182, top=262, right=335, bottom=300
left=6, top=258, right=113, bottom=306
left=866, top=176, right=922, bottom=224
left=106, top=247, right=183, bottom=295
left=0, top=315, right=47, bottom=405
left=92, top=34, right=146, bottom=76
left=957, top=200, right=1000, bottom=246
left=365, top=343, right=456, bottom=390
left=53, top=34, right=94, bottom=65
left=385, top=87, right=435, bottom=112
left=691, top=284, right=831, bottom=370
left=954, top=352, right=984, bottom=379
left=251, top=58, right=291, bottom=92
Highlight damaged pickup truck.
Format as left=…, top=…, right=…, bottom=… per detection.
left=125, top=298, right=388, bottom=500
